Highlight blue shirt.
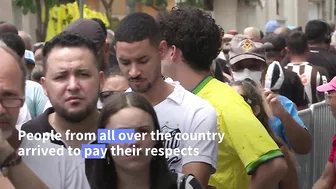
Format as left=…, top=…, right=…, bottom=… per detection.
left=25, top=80, right=48, bottom=118
left=270, top=95, right=307, bottom=146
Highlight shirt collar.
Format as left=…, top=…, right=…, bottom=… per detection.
left=191, top=75, right=213, bottom=94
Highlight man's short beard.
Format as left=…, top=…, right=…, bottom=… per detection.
left=57, top=105, right=96, bottom=123
left=53, top=93, right=99, bottom=123
left=130, top=83, right=152, bottom=93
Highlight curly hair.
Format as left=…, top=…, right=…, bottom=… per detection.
left=157, top=7, right=224, bottom=71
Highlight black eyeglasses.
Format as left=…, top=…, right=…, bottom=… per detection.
left=100, top=91, right=124, bottom=102
left=0, top=98, right=24, bottom=108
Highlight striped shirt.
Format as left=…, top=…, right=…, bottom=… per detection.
left=285, top=62, right=323, bottom=104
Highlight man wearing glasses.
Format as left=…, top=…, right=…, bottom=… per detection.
left=0, top=42, right=49, bottom=188
left=313, top=76, right=336, bottom=189
left=99, top=71, right=129, bottom=103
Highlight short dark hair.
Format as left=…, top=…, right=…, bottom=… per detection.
left=42, top=32, right=99, bottom=72
left=31, top=65, right=44, bottom=83
left=262, top=33, right=286, bottom=58
left=305, top=20, right=331, bottom=44
left=0, top=22, right=18, bottom=34
left=157, top=7, right=224, bottom=71
left=0, top=33, right=25, bottom=58
left=287, top=30, right=309, bottom=55
left=115, top=12, right=162, bottom=47
left=91, top=18, right=107, bottom=38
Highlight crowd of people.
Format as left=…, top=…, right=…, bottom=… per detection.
left=0, top=6, right=336, bottom=189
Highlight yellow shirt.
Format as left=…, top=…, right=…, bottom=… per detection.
left=192, top=76, right=283, bottom=189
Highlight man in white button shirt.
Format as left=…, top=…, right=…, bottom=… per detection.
left=115, top=12, right=218, bottom=187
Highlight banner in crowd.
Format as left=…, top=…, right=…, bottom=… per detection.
left=43, top=2, right=110, bottom=41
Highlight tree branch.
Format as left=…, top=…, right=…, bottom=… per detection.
left=108, top=0, right=113, bottom=7
left=149, top=4, right=159, bottom=11
left=101, top=0, right=108, bottom=8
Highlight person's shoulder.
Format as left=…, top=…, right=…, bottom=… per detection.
left=312, top=48, right=336, bottom=58
left=25, top=80, right=46, bottom=99
left=283, top=68, right=303, bottom=83
left=21, top=108, right=53, bottom=133
left=201, top=78, right=250, bottom=108
left=166, top=79, right=207, bottom=105
left=26, top=80, right=43, bottom=89
left=282, top=68, right=297, bottom=77
left=198, top=78, right=236, bottom=99
left=173, top=82, right=217, bottom=113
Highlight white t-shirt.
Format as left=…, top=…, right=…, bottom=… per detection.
left=127, top=80, right=218, bottom=173
left=19, top=137, right=90, bottom=189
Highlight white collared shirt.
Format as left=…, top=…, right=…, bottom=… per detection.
left=126, top=80, right=218, bottom=173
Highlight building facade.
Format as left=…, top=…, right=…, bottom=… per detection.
left=0, top=0, right=334, bottom=43
left=213, top=0, right=335, bottom=33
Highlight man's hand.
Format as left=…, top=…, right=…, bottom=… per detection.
left=0, top=128, right=15, bottom=165
left=264, top=90, right=286, bottom=118
left=264, top=90, right=312, bottom=154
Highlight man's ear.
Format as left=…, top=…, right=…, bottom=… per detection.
left=159, top=40, right=168, bottom=59
left=104, top=43, right=110, bottom=57
left=280, top=48, right=286, bottom=57
left=40, top=77, right=48, bottom=97
left=284, top=47, right=290, bottom=57
left=99, top=71, right=105, bottom=92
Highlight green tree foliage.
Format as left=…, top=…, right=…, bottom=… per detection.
left=176, top=0, right=204, bottom=9
left=13, top=0, right=59, bottom=15
left=12, top=0, right=72, bottom=41
left=141, top=0, right=166, bottom=6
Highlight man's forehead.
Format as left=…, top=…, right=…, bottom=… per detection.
left=116, top=42, right=154, bottom=59
left=47, top=47, right=96, bottom=68
left=48, top=61, right=94, bottom=72
left=48, top=46, right=90, bottom=56
left=115, top=40, right=154, bottom=51
left=0, top=77, right=23, bottom=96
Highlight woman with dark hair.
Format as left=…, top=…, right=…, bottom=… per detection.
left=230, top=79, right=299, bottom=189
left=86, top=92, right=203, bottom=189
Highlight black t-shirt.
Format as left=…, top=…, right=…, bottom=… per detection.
left=279, top=69, right=309, bottom=108
left=21, top=108, right=66, bottom=147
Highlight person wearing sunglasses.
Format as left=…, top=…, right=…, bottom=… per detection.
left=100, top=71, right=129, bottom=103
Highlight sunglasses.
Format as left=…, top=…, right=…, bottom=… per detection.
left=100, top=91, right=125, bottom=102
